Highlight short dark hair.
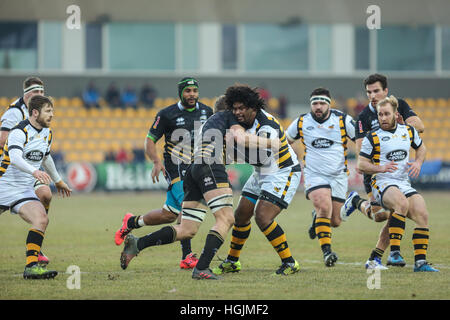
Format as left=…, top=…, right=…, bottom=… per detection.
left=310, top=87, right=331, bottom=99
left=23, top=76, right=44, bottom=89
left=225, top=84, right=265, bottom=111
left=364, top=73, right=387, bottom=90
left=28, top=95, right=53, bottom=115
left=214, top=95, right=228, bottom=113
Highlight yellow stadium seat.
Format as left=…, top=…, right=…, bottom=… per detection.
left=404, top=98, right=414, bottom=107
left=0, top=97, right=10, bottom=108
left=64, top=152, right=78, bottom=162
left=113, top=108, right=124, bottom=118
left=70, top=97, right=83, bottom=108
left=437, top=98, right=447, bottom=108
left=96, top=119, right=107, bottom=129
left=124, top=108, right=136, bottom=118
left=89, top=108, right=101, bottom=118
left=57, top=97, right=70, bottom=108
left=425, top=98, right=436, bottom=108
left=163, top=97, right=177, bottom=106
left=51, top=140, right=60, bottom=152
left=100, top=107, right=112, bottom=118
left=66, top=130, right=77, bottom=140
left=268, top=98, right=280, bottom=111
left=120, top=119, right=131, bottom=129
left=61, top=140, right=72, bottom=152
left=414, top=98, right=426, bottom=108
left=92, top=151, right=104, bottom=163
left=153, top=98, right=165, bottom=109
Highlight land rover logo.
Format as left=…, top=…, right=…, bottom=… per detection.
left=386, top=149, right=407, bottom=161
left=312, top=138, right=334, bottom=148
left=25, top=150, right=44, bottom=161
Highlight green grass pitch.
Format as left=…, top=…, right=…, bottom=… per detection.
left=0, top=191, right=449, bottom=300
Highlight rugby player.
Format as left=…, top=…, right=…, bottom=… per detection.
left=0, top=96, right=72, bottom=279
left=213, top=84, right=302, bottom=275
left=0, top=77, right=66, bottom=266
left=284, top=87, right=355, bottom=267
left=357, top=95, right=437, bottom=272
left=114, top=77, right=212, bottom=269
left=341, top=73, right=425, bottom=269
left=119, top=88, right=277, bottom=279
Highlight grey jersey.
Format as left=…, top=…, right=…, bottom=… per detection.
left=287, top=109, right=355, bottom=176
left=359, top=124, right=422, bottom=183
left=0, top=119, right=52, bottom=188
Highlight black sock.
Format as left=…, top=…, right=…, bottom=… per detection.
left=127, top=215, right=142, bottom=229
left=137, top=226, right=176, bottom=251
left=351, top=195, right=367, bottom=211
left=196, top=230, right=224, bottom=270
left=180, top=239, right=192, bottom=260
left=369, top=248, right=384, bottom=260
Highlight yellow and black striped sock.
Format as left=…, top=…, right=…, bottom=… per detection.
left=315, top=217, right=332, bottom=253
left=369, top=247, right=384, bottom=260
left=389, top=212, right=406, bottom=252
left=412, top=228, right=429, bottom=262
left=262, top=221, right=294, bottom=264
left=227, top=223, right=251, bottom=262
left=26, top=229, right=44, bottom=267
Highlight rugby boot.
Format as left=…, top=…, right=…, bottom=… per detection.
left=115, top=213, right=134, bottom=246
left=180, top=253, right=199, bottom=269
left=192, top=267, right=221, bottom=280
left=23, top=264, right=58, bottom=279
left=274, top=260, right=300, bottom=275
left=120, top=234, right=140, bottom=270
left=212, top=260, right=241, bottom=275
left=386, top=251, right=406, bottom=267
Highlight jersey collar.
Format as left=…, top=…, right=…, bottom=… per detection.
left=368, top=102, right=376, bottom=114
left=178, top=101, right=198, bottom=112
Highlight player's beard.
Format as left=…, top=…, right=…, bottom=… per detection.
left=182, top=97, right=198, bottom=108
left=36, top=113, right=51, bottom=128
left=311, top=106, right=330, bottom=123
left=381, top=116, right=396, bottom=130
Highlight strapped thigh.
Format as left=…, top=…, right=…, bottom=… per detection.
left=207, top=194, right=233, bottom=213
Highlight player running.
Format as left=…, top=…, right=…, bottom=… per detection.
left=114, top=77, right=212, bottom=269
left=357, top=95, right=438, bottom=272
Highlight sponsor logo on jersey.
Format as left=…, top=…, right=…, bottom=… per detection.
left=25, top=150, right=44, bottom=161
left=176, top=117, right=185, bottom=126
left=307, top=126, right=315, bottom=131
left=386, top=149, right=407, bottom=161
left=204, top=176, right=213, bottom=186
left=311, top=138, right=334, bottom=149
left=382, top=136, right=390, bottom=141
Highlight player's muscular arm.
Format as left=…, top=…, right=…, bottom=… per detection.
left=405, top=116, right=425, bottom=133
left=145, top=137, right=165, bottom=183
left=229, top=125, right=280, bottom=151
left=357, top=156, right=398, bottom=175
left=407, top=143, right=426, bottom=178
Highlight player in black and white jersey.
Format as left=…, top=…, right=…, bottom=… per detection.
left=341, top=74, right=426, bottom=269
left=0, top=96, right=71, bottom=279
left=285, top=87, right=355, bottom=267
left=114, top=77, right=213, bottom=269
left=358, top=96, right=438, bottom=272
left=214, top=84, right=302, bottom=276
left=119, top=91, right=277, bottom=279
left=0, top=76, right=65, bottom=266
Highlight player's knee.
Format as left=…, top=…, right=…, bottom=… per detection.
left=254, top=213, right=271, bottom=230
left=37, top=188, right=52, bottom=207
left=162, top=210, right=178, bottom=223
left=36, top=212, right=49, bottom=231
left=396, top=199, right=409, bottom=215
